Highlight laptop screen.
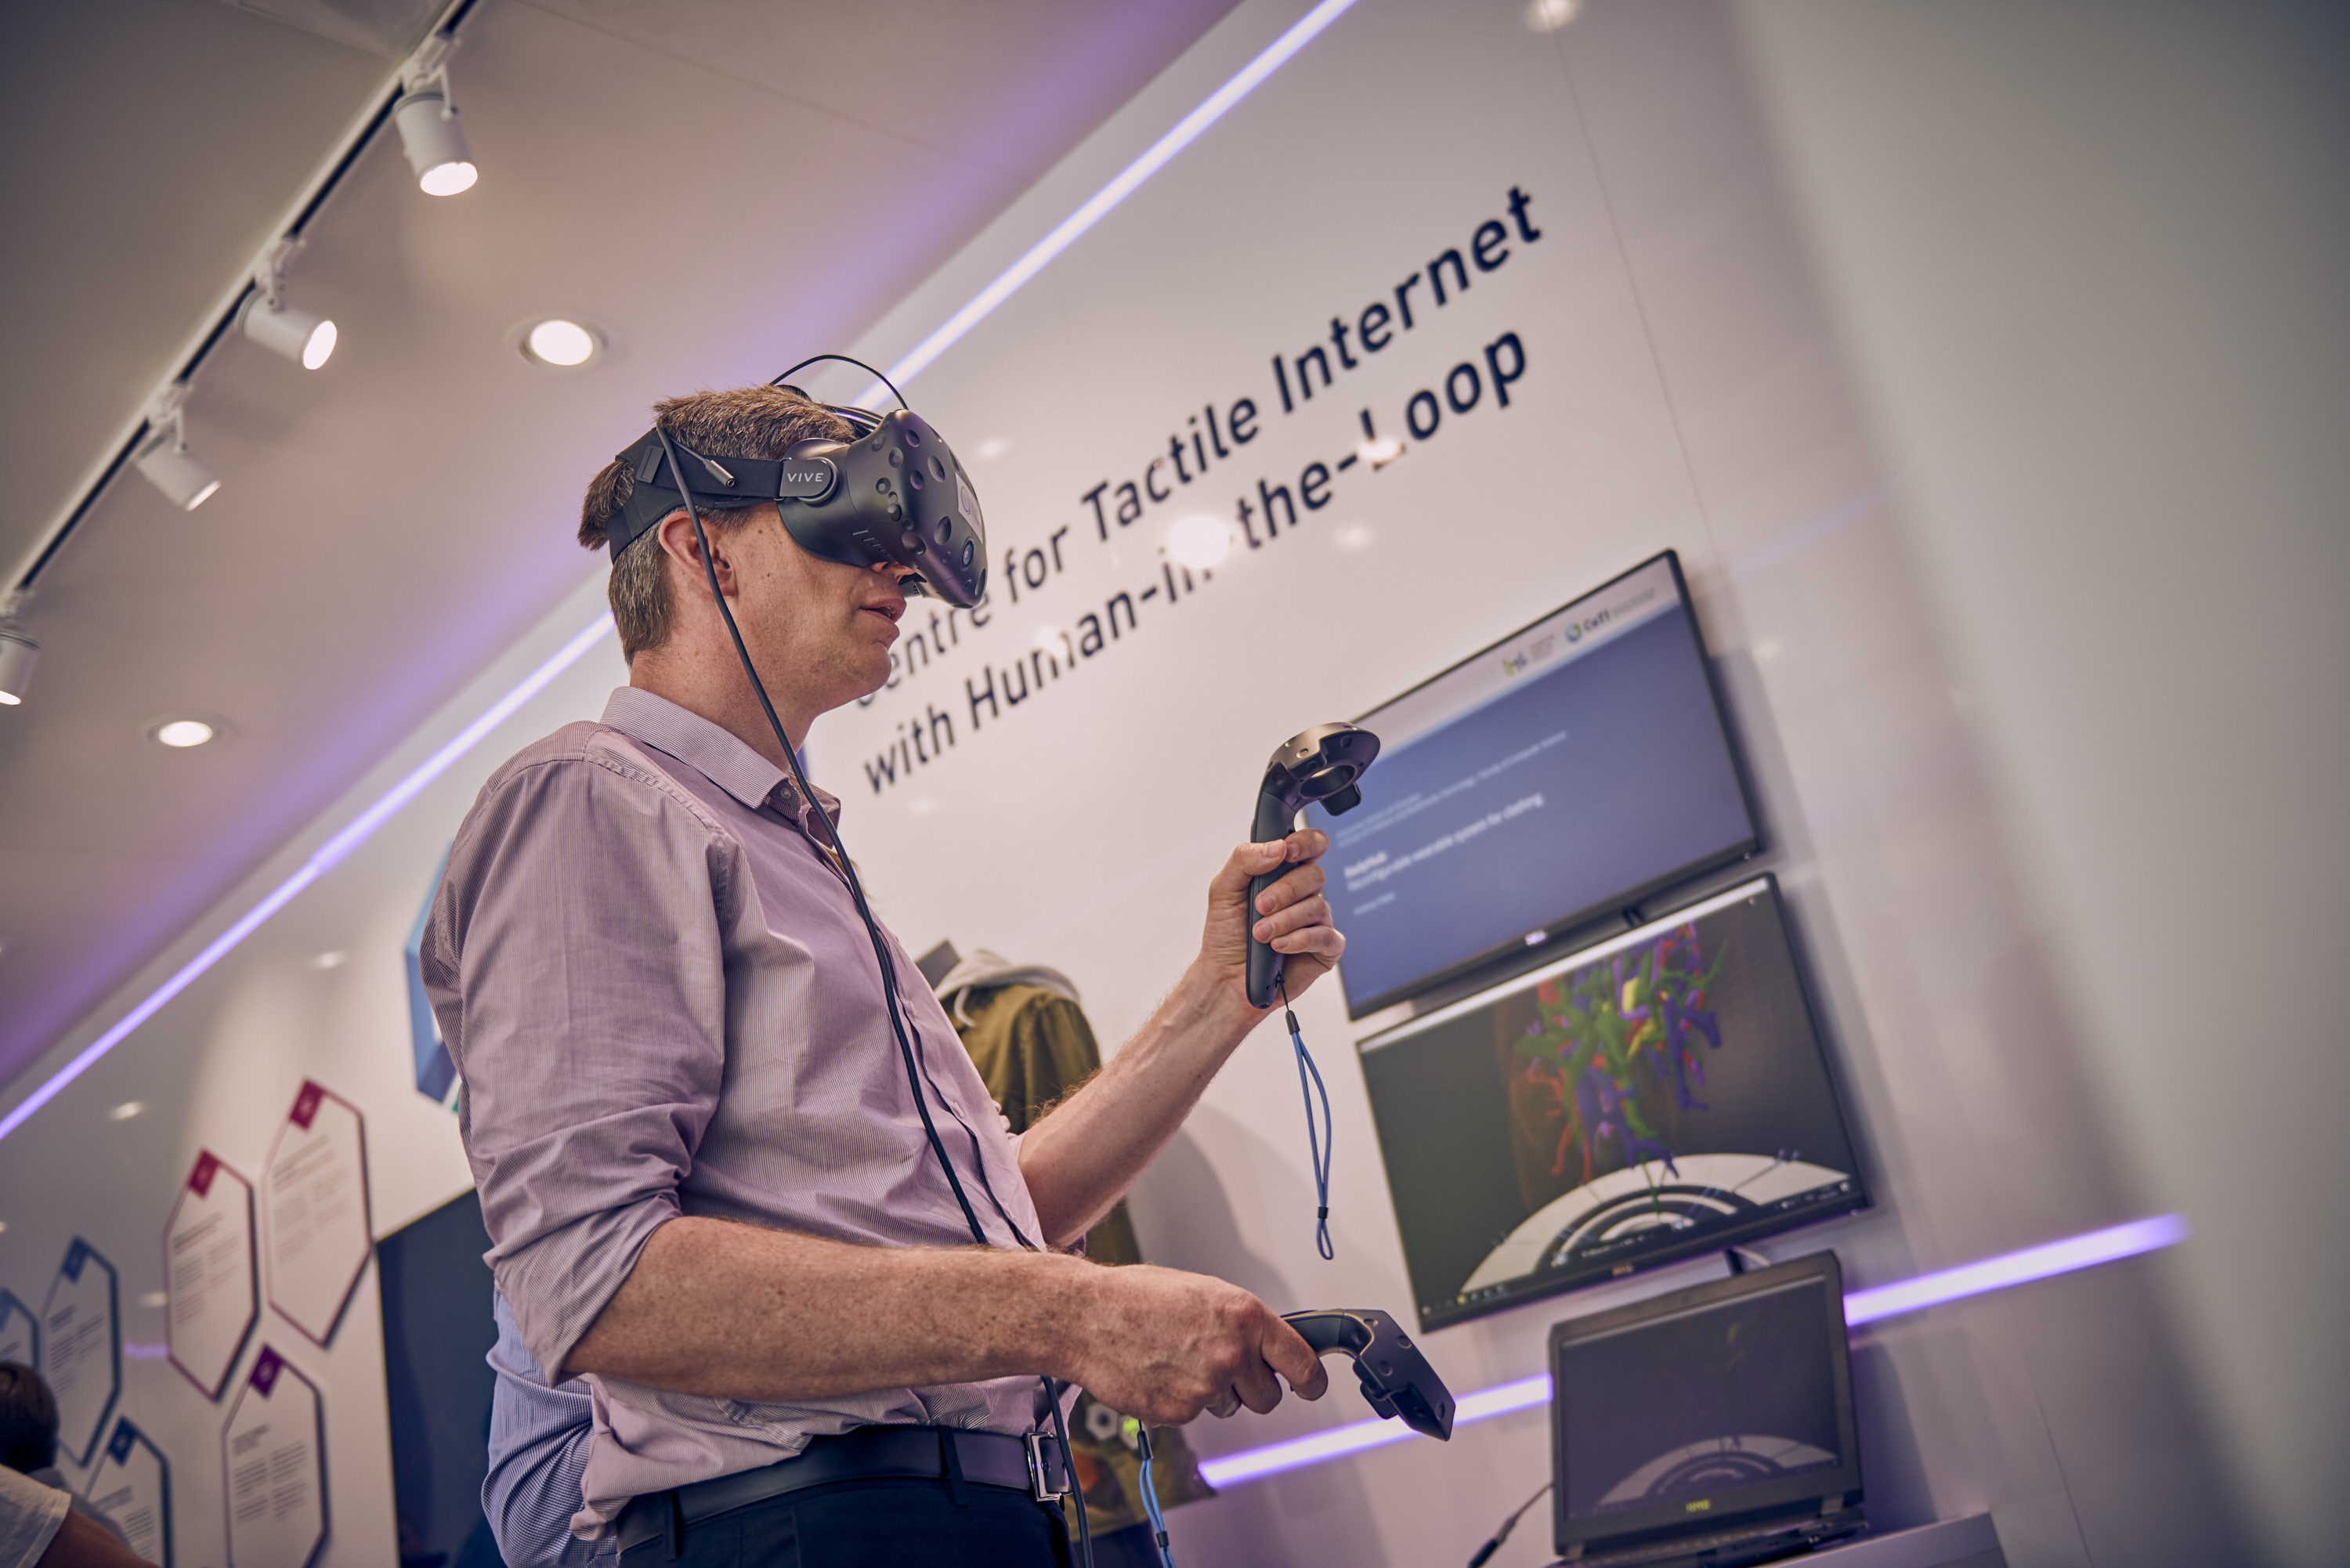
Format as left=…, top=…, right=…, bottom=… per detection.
left=1550, top=1254, right=1858, bottom=1553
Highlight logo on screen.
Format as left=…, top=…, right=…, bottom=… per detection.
left=1564, top=607, right=1611, bottom=645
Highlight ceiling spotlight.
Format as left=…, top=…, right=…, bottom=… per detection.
left=110, top=1100, right=144, bottom=1122
left=1524, top=0, right=1583, bottom=31
left=0, top=616, right=36, bottom=706
left=397, top=35, right=478, bottom=196
left=240, top=295, right=337, bottom=369
left=522, top=318, right=599, bottom=367
left=149, top=718, right=218, bottom=749
left=241, top=238, right=335, bottom=369
left=134, top=383, right=221, bottom=512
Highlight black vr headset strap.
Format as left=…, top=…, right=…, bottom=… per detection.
left=608, top=433, right=830, bottom=561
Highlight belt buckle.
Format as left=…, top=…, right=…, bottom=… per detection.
left=1024, top=1433, right=1068, bottom=1503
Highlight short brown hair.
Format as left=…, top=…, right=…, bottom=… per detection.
left=0, top=1361, right=56, bottom=1472
left=580, top=385, right=858, bottom=661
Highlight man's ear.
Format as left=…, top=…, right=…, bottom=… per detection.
left=655, top=508, right=728, bottom=594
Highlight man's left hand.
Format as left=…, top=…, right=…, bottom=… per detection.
left=1201, top=829, right=1343, bottom=1010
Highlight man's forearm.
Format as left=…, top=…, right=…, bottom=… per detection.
left=561, top=1215, right=1093, bottom=1395
left=562, top=1211, right=1329, bottom=1426
left=1018, top=959, right=1262, bottom=1247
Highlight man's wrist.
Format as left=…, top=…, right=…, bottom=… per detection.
left=1023, top=1250, right=1104, bottom=1381
left=1180, top=956, right=1274, bottom=1042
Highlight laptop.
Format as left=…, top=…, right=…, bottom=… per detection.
left=1547, top=1252, right=1867, bottom=1567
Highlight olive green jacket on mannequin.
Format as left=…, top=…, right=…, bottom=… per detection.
left=935, top=957, right=1217, bottom=1540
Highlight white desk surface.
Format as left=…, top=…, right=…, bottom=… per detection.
left=1810, top=1515, right=2002, bottom=1568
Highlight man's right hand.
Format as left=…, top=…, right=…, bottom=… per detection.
left=1057, top=1263, right=1329, bottom=1426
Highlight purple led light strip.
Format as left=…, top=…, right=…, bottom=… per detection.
left=1197, top=1215, right=2189, bottom=1488
left=0, top=614, right=615, bottom=1142
left=855, top=0, right=1359, bottom=406
left=0, top=4, right=1364, bottom=1140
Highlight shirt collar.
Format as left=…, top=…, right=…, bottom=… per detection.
left=600, top=687, right=841, bottom=825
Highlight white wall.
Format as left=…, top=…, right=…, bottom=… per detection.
left=0, top=2, right=2277, bottom=1565
left=804, top=2, right=2243, bottom=1563
left=1732, top=6, right=2350, bottom=1566
left=0, top=575, right=629, bottom=1564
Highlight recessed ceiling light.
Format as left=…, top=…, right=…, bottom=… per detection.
left=522, top=319, right=600, bottom=368
left=309, top=950, right=349, bottom=971
left=139, top=1290, right=169, bottom=1309
left=110, top=1100, right=143, bottom=1122
left=150, top=718, right=218, bottom=749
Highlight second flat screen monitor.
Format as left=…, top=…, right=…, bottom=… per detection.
left=1359, top=876, right=1865, bottom=1331
left=1311, top=551, right=1755, bottom=1018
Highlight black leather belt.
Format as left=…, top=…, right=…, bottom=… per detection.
left=615, top=1425, right=1068, bottom=1552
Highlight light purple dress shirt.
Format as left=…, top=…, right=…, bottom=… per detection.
left=421, top=687, right=1058, bottom=1541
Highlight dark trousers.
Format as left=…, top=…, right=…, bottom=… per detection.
left=618, top=1476, right=1073, bottom=1566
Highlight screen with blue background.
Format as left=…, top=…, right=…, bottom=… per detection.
left=1312, top=555, right=1754, bottom=1015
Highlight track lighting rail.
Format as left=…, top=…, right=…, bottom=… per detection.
left=1, top=0, right=481, bottom=603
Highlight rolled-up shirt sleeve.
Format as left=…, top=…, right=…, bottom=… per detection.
left=421, top=742, right=736, bottom=1383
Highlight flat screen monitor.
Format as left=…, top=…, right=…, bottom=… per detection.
left=1549, top=1252, right=1860, bottom=1559
left=1309, top=551, right=1756, bottom=1019
left=1357, top=875, right=1865, bottom=1331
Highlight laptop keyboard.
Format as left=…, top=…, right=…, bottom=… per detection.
left=1564, top=1512, right=1864, bottom=1568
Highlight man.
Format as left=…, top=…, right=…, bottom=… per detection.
left=0, top=1367, right=129, bottom=1552
left=421, top=385, right=1340, bottom=1565
left=0, top=1466, right=145, bottom=1568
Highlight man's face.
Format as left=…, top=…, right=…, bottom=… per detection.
left=682, top=506, right=908, bottom=716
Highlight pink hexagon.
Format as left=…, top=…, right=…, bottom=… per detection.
left=166, top=1148, right=258, bottom=1399
left=261, top=1082, right=372, bottom=1347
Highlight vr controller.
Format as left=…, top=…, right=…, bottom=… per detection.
left=1281, top=1308, right=1455, bottom=1440
left=1247, top=723, right=1381, bottom=1009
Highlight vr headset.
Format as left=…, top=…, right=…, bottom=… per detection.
left=602, top=363, right=989, bottom=609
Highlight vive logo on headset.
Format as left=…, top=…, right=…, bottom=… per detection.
left=777, top=458, right=837, bottom=500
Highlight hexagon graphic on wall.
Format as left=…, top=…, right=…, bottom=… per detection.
left=167, top=1150, right=258, bottom=1400
left=0, top=1288, right=36, bottom=1366
left=404, top=848, right=456, bottom=1104
left=222, top=1346, right=324, bottom=1568
left=42, top=1238, right=120, bottom=1468
left=262, top=1082, right=372, bottom=1347
left=90, top=1417, right=172, bottom=1567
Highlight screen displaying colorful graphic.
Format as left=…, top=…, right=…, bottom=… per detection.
left=1358, top=876, right=1864, bottom=1330
left=1311, top=552, right=1755, bottom=1017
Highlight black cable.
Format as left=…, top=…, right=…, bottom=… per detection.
left=770, top=352, right=911, bottom=412
left=1046, top=1378, right=1094, bottom=1568
left=1468, top=1481, right=1551, bottom=1567
left=653, top=422, right=1092, bottom=1568
left=660, top=425, right=986, bottom=1247
left=1278, top=975, right=1336, bottom=1261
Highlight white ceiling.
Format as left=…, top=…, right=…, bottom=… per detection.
left=0, top=0, right=1240, bottom=1086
